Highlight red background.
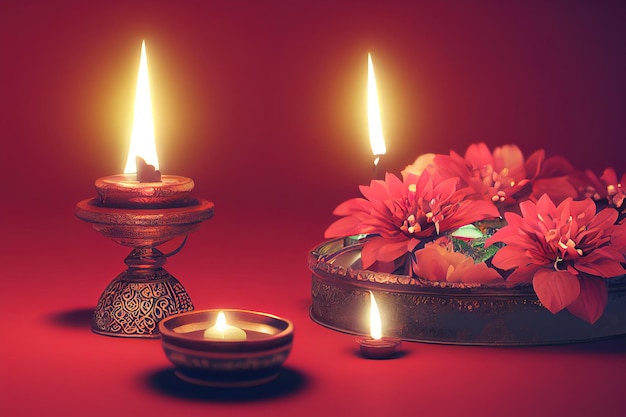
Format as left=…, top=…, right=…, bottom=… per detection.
left=1, top=1, right=625, bottom=416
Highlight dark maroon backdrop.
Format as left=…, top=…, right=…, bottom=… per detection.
left=1, top=1, right=625, bottom=416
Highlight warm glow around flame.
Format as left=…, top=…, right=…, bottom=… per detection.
left=124, top=40, right=159, bottom=173
left=368, top=53, right=386, bottom=162
left=369, top=291, right=382, bottom=340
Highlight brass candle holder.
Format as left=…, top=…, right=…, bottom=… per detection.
left=75, top=177, right=213, bottom=338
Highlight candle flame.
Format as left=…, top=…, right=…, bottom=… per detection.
left=215, top=311, right=228, bottom=331
left=124, top=40, right=159, bottom=173
left=369, top=291, right=382, bottom=340
left=368, top=53, right=386, bottom=160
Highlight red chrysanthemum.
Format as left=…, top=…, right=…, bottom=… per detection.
left=325, top=170, right=500, bottom=272
left=486, top=194, right=626, bottom=323
left=601, top=168, right=626, bottom=211
left=430, top=143, right=544, bottom=213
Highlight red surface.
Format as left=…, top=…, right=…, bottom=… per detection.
left=1, top=1, right=625, bottom=416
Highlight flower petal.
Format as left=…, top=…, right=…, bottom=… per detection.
left=524, top=149, right=545, bottom=179
left=413, top=247, right=451, bottom=281
left=533, top=270, right=581, bottom=314
left=507, top=265, right=540, bottom=283
left=566, top=276, right=608, bottom=324
left=574, top=256, right=626, bottom=278
left=532, top=178, right=579, bottom=204
left=325, top=216, right=366, bottom=238
left=361, top=237, right=409, bottom=269
left=454, top=261, right=504, bottom=284
left=490, top=246, right=530, bottom=271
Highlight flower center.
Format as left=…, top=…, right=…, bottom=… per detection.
left=553, top=257, right=566, bottom=271
left=544, top=219, right=584, bottom=260
left=476, top=164, right=526, bottom=203
left=607, top=183, right=625, bottom=208
left=400, top=197, right=444, bottom=236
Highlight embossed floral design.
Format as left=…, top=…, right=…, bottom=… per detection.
left=486, top=194, right=626, bottom=323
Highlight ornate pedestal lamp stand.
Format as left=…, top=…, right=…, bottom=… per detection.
left=76, top=193, right=213, bottom=338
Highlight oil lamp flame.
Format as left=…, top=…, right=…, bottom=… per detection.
left=215, top=311, right=228, bottom=330
left=356, top=291, right=401, bottom=359
left=124, top=40, right=159, bottom=174
left=369, top=291, right=382, bottom=339
left=203, top=311, right=247, bottom=341
left=368, top=53, right=386, bottom=162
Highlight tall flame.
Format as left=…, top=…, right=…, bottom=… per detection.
left=369, top=291, right=382, bottom=340
left=368, top=53, right=386, bottom=164
left=124, top=40, right=159, bottom=173
left=215, top=311, right=228, bottom=331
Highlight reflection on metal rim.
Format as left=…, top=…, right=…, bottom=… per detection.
left=309, top=236, right=626, bottom=346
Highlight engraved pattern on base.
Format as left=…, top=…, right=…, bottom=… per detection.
left=92, top=270, right=194, bottom=338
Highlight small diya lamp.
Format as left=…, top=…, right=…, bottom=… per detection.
left=159, top=309, right=294, bottom=387
left=356, top=291, right=402, bottom=359
left=75, top=41, right=214, bottom=338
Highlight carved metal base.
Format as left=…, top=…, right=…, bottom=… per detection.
left=92, top=248, right=194, bottom=338
left=309, top=236, right=626, bottom=346
left=75, top=197, right=214, bottom=338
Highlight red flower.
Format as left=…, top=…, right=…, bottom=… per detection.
left=433, top=143, right=544, bottom=212
left=486, top=194, right=626, bottom=323
left=325, top=171, right=500, bottom=271
left=412, top=237, right=504, bottom=284
left=531, top=159, right=626, bottom=213
left=579, top=168, right=625, bottom=223
left=530, top=155, right=586, bottom=204
left=601, top=168, right=626, bottom=210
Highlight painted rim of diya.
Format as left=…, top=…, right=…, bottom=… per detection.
left=95, top=174, right=195, bottom=208
left=159, top=309, right=295, bottom=387
left=159, top=309, right=295, bottom=350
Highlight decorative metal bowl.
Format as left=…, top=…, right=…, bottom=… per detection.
left=95, top=174, right=195, bottom=208
left=159, top=309, right=294, bottom=387
left=309, top=235, right=626, bottom=346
